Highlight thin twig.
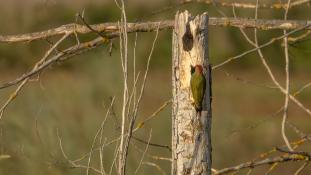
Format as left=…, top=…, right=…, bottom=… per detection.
left=224, top=64, right=311, bottom=140
left=212, top=22, right=311, bottom=69
left=229, top=1, right=311, bottom=119
left=276, top=147, right=311, bottom=159
left=294, top=162, right=309, bottom=175
left=264, top=163, right=278, bottom=175
left=99, top=138, right=107, bottom=175
left=281, top=0, right=294, bottom=152
left=77, top=13, right=109, bottom=42
left=246, top=168, right=253, bottom=175
left=286, top=121, right=307, bottom=139
left=120, top=23, right=161, bottom=174
left=57, top=129, right=102, bottom=174
left=132, top=136, right=172, bottom=152
left=0, top=33, right=70, bottom=120
left=293, top=81, right=311, bottom=96
left=0, top=31, right=122, bottom=91
left=288, top=30, right=311, bottom=43
left=214, top=154, right=308, bottom=175
left=134, top=129, right=152, bottom=174
left=118, top=0, right=130, bottom=173
left=86, top=97, right=115, bottom=175
left=219, top=68, right=278, bottom=89
left=109, top=140, right=120, bottom=175
left=61, top=99, right=171, bottom=166
left=232, top=6, right=256, bottom=46
left=131, top=32, right=138, bottom=122
left=131, top=142, right=172, bottom=162
left=135, top=99, right=172, bottom=128
left=142, top=162, right=167, bottom=175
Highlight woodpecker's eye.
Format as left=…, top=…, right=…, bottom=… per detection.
left=190, top=65, right=195, bottom=74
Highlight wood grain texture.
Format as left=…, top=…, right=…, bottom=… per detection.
left=172, top=11, right=212, bottom=175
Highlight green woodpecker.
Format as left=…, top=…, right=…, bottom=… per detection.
left=190, top=65, right=206, bottom=113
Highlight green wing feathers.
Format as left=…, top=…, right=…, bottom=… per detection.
left=190, top=72, right=206, bottom=112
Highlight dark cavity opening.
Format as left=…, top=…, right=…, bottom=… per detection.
left=182, top=23, right=193, bottom=51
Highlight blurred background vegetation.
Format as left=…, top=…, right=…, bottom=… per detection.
left=1, top=0, right=311, bottom=174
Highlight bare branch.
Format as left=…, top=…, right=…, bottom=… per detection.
left=213, top=22, right=311, bottom=69
left=0, top=21, right=172, bottom=43
left=2, top=18, right=311, bottom=43
left=118, top=1, right=129, bottom=173
left=142, top=162, right=167, bottom=175
left=120, top=22, right=161, bottom=174
left=134, top=129, right=152, bottom=174
left=182, top=0, right=311, bottom=9
left=288, top=30, right=311, bottom=43
left=214, top=154, right=309, bottom=175
left=0, top=32, right=120, bottom=90
left=86, top=97, right=115, bottom=175
left=281, top=0, right=294, bottom=151
left=224, top=77, right=311, bottom=139
left=276, top=147, right=311, bottom=159
left=131, top=142, right=172, bottom=162
left=286, top=121, right=307, bottom=139
left=70, top=99, right=171, bottom=164
left=264, top=163, right=278, bottom=175
left=57, top=129, right=102, bottom=174
left=77, top=13, right=109, bottom=41
left=219, top=69, right=278, bottom=89
left=132, top=136, right=172, bottom=152
left=246, top=168, right=253, bottom=175
left=0, top=33, right=70, bottom=120
left=232, top=6, right=256, bottom=46
left=293, top=81, right=311, bottom=96
left=294, top=162, right=309, bottom=175
left=109, top=140, right=120, bottom=175
left=0, top=154, right=11, bottom=160
left=219, top=8, right=311, bottom=119
left=135, top=99, right=172, bottom=128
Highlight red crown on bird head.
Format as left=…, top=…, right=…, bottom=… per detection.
left=195, top=65, right=203, bottom=74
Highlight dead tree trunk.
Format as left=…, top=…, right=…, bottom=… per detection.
left=172, top=11, right=212, bottom=175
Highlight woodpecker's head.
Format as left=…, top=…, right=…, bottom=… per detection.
left=194, top=65, right=203, bottom=74
left=190, top=65, right=204, bottom=75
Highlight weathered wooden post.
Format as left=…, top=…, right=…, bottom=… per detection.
left=172, top=11, right=212, bottom=175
